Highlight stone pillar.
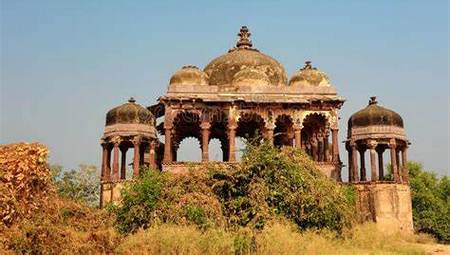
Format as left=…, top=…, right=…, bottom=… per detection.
left=149, top=141, right=157, bottom=169
left=396, top=149, right=401, bottom=174
left=120, top=147, right=127, bottom=180
left=348, top=145, right=353, bottom=182
left=265, top=124, right=274, bottom=144
left=201, top=121, right=211, bottom=162
left=317, top=133, right=324, bottom=162
left=323, top=132, right=330, bottom=162
left=112, top=137, right=121, bottom=181
left=294, top=126, right=302, bottom=149
left=228, top=123, right=237, bottom=162
left=163, top=127, right=173, bottom=163
left=359, top=148, right=366, bottom=181
left=368, top=140, right=378, bottom=182
left=389, top=139, right=400, bottom=182
left=401, top=146, right=409, bottom=183
left=311, top=135, right=319, bottom=161
left=351, top=142, right=359, bottom=182
left=101, top=142, right=109, bottom=180
left=331, top=129, right=339, bottom=163
left=132, top=137, right=141, bottom=177
left=377, top=148, right=385, bottom=180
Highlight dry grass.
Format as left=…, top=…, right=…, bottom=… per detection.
left=116, top=221, right=439, bottom=255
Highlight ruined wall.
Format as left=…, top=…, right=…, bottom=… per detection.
left=100, top=181, right=125, bottom=207
left=354, top=183, right=413, bottom=233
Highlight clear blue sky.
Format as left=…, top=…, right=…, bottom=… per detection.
left=1, top=0, right=448, bottom=175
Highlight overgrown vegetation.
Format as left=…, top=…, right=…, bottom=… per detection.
left=408, top=162, right=449, bottom=242
left=110, top=142, right=356, bottom=234
left=1, top=142, right=448, bottom=254
left=0, top=143, right=119, bottom=254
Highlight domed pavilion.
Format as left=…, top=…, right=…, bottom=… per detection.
left=101, top=97, right=158, bottom=181
left=346, top=97, right=410, bottom=183
left=99, top=26, right=414, bottom=233
left=150, top=26, right=344, bottom=178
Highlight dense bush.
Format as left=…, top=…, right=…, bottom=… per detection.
left=0, top=143, right=54, bottom=227
left=408, top=162, right=449, bottom=243
left=0, top=143, right=120, bottom=254
left=111, top=142, right=356, bottom=234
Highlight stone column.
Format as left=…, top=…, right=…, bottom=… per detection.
left=351, top=142, right=359, bottom=182
left=163, top=127, right=173, bottom=163
left=359, top=148, right=366, bottom=181
left=294, top=126, right=302, bottom=149
left=401, top=146, right=409, bottom=183
left=112, top=137, right=121, bottom=181
left=318, top=133, right=324, bottom=162
left=389, top=139, right=400, bottom=182
left=228, top=124, right=237, bottom=162
left=101, top=142, right=109, bottom=180
left=311, top=135, right=319, bottom=161
left=323, top=132, right=330, bottom=162
left=347, top=145, right=353, bottom=182
left=120, top=147, right=127, bottom=180
left=201, top=121, right=211, bottom=162
left=265, top=123, right=275, bottom=144
left=331, top=129, right=339, bottom=163
left=368, top=140, right=378, bottom=182
left=132, top=137, right=141, bottom=177
left=377, top=147, right=385, bottom=180
left=396, top=149, right=401, bottom=174
left=149, top=141, right=157, bottom=169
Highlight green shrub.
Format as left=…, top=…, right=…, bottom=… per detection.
left=211, top=142, right=355, bottom=231
left=112, top=142, right=356, bottom=234
left=113, top=170, right=164, bottom=234
left=408, top=162, right=449, bottom=243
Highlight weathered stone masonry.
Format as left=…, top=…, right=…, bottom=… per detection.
left=99, top=26, right=413, bottom=233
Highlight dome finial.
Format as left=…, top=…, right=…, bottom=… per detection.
left=301, top=61, right=314, bottom=70
left=128, top=97, right=136, bottom=103
left=369, top=96, right=377, bottom=105
left=236, top=26, right=253, bottom=49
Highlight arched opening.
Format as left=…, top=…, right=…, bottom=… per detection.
left=177, top=137, right=202, bottom=162
left=172, top=111, right=201, bottom=161
left=301, top=113, right=329, bottom=161
left=274, top=114, right=294, bottom=147
left=209, top=110, right=228, bottom=162
left=236, top=112, right=265, bottom=142
left=208, top=138, right=223, bottom=161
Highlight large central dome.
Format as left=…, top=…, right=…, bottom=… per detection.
left=204, top=26, right=287, bottom=86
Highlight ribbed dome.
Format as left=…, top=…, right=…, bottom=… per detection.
left=289, top=61, right=331, bottom=86
left=106, top=97, right=154, bottom=126
left=232, top=67, right=270, bottom=86
left=203, top=26, right=287, bottom=86
left=169, top=65, right=209, bottom=86
left=349, top=97, right=403, bottom=129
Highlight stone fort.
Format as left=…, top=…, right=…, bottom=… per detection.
left=99, top=26, right=413, bottom=232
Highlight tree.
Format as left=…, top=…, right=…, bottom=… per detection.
left=408, top=162, right=449, bottom=243
left=51, top=164, right=100, bottom=207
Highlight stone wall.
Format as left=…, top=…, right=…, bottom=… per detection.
left=100, top=181, right=126, bottom=207
left=354, top=183, right=413, bottom=233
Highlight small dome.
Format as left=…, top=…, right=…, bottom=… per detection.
left=289, top=61, right=331, bottom=86
left=348, top=97, right=404, bottom=129
left=231, top=67, right=270, bottom=86
left=106, top=97, right=154, bottom=126
left=169, top=65, right=209, bottom=86
left=204, top=26, right=287, bottom=86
